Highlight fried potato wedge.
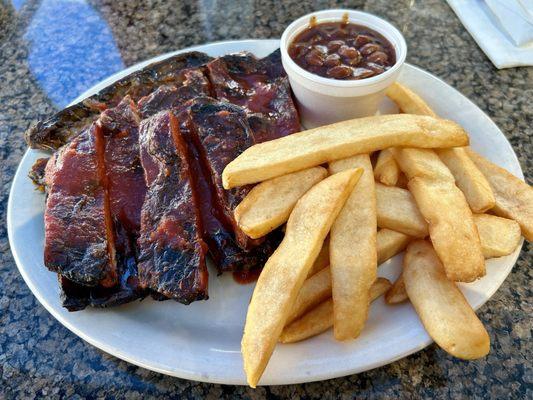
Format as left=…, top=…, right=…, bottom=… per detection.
left=222, top=114, right=469, bottom=188
left=386, top=214, right=522, bottom=305
left=377, top=229, right=411, bottom=264
left=234, top=167, right=327, bottom=239
left=374, top=149, right=400, bottom=186
left=286, top=267, right=332, bottom=325
left=329, top=154, right=377, bottom=340
left=289, top=228, right=411, bottom=322
left=437, top=147, right=495, bottom=213
left=376, top=183, right=429, bottom=238
left=241, top=168, right=362, bottom=388
left=403, top=240, right=490, bottom=359
left=466, top=149, right=533, bottom=241
left=392, top=148, right=485, bottom=282
left=392, top=147, right=455, bottom=181
left=385, top=273, right=408, bottom=304
left=279, top=278, right=391, bottom=343
left=386, top=82, right=437, bottom=117
left=386, top=82, right=495, bottom=214
left=474, top=214, right=522, bottom=258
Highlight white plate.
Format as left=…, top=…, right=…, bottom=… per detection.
left=8, top=39, right=524, bottom=386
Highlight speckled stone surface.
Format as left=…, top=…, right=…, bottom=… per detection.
left=0, top=0, right=531, bottom=398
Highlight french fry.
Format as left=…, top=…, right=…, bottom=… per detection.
left=392, top=148, right=485, bottom=282
left=437, top=147, right=495, bottom=213
left=374, top=149, right=400, bottom=186
left=474, top=214, right=522, bottom=258
left=386, top=214, right=523, bottom=306
left=329, top=154, right=377, bottom=340
left=377, top=182, right=515, bottom=259
left=289, top=228, right=411, bottom=323
left=286, top=267, right=331, bottom=325
left=376, top=183, right=428, bottom=238
left=234, top=167, right=327, bottom=239
left=279, top=278, right=391, bottom=343
left=377, top=229, right=411, bottom=264
left=403, top=240, right=490, bottom=359
left=466, top=149, right=533, bottom=241
left=386, top=82, right=496, bottom=214
left=386, top=82, right=437, bottom=117
left=385, top=274, right=408, bottom=304
left=307, top=236, right=330, bottom=278
left=222, top=114, right=469, bottom=188
left=392, top=147, right=455, bottom=181
left=241, top=168, right=362, bottom=388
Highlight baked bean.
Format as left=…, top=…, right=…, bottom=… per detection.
left=327, top=40, right=345, bottom=52
left=345, top=49, right=362, bottom=65
left=354, top=34, right=373, bottom=48
left=366, top=62, right=385, bottom=73
left=327, top=65, right=353, bottom=79
left=315, top=45, right=328, bottom=54
left=324, top=54, right=341, bottom=67
left=352, top=68, right=376, bottom=79
left=338, top=45, right=359, bottom=59
left=304, top=49, right=325, bottom=66
left=359, top=43, right=382, bottom=56
left=367, top=51, right=388, bottom=64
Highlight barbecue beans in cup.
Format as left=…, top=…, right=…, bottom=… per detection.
left=288, top=21, right=396, bottom=80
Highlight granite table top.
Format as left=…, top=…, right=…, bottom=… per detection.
left=0, top=0, right=531, bottom=398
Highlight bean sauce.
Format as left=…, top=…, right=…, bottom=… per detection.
left=288, top=18, right=396, bottom=80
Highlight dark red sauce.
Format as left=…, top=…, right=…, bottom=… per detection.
left=288, top=17, right=396, bottom=80
left=233, top=267, right=262, bottom=284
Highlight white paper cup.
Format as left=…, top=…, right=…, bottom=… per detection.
left=281, top=9, right=407, bottom=128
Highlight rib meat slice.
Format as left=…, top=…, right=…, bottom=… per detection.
left=138, top=68, right=212, bottom=118
left=57, top=97, right=147, bottom=310
left=171, top=102, right=273, bottom=272
left=25, top=51, right=212, bottom=150
left=137, top=110, right=208, bottom=303
left=186, top=98, right=262, bottom=251
left=44, top=124, right=117, bottom=287
left=207, top=50, right=301, bottom=142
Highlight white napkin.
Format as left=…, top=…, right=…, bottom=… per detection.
left=447, top=0, right=533, bottom=69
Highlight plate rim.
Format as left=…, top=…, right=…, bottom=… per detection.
left=7, top=38, right=524, bottom=386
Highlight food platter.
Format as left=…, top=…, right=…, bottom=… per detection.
left=7, top=39, right=524, bottom=385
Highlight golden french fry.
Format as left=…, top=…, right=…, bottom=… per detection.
left=386, top=214, right=523, bottom=305
left=466, top=149, right=533, bottom=241
left=288, top=228, right=409, bottom=324
left=222, top=114, right=469, bottom=188
left=392, top=148, right=485, bottom=282
left=403, top=240, right=490, bottom=359
left=329, top=154, right=377, bottom=340
left=474, top=214, right=522, bottom=258
left=392, top=147, right=455, bottom=181
left=386, top=83, right=496, bottom=215
left=241, top=168, right=362, bottom=388
left=376, top=183, right=429, bottom=238
left=374, top=149, right=399, bottom=186
left=234, top=167, right=327, bottom=239
left=281, top=299, right=334, bottom=345
left=386, top=82, right=437, bottom=117
left=377, top=229, right=411, bottom=264
left=279, top=278, right=391, bottom=344
left=307, top=236, right=330, bottom=278
left=437, top=148, right=495, bottom=213
left=385, top=274, right=408, bottom=304
left=286, top=267, right=331, bottom=325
